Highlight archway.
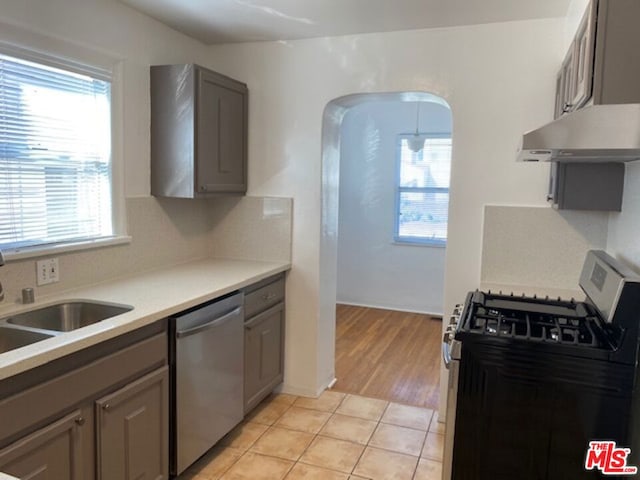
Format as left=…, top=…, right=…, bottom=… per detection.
left=319, top=91, right=452, bottom=409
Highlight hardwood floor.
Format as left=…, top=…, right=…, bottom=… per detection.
left=333, top=304, right=443, bottom=410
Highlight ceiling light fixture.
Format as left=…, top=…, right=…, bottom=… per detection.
left=408, top=103, right=427, bottom=153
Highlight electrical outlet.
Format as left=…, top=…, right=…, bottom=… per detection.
left=36, top=258, right=59, bottom=286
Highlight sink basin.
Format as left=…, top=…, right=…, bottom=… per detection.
left=5, top=301, right=133, bottom=332
left=0, top=326, right=54, bottom=354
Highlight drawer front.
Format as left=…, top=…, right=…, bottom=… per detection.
left=245, top=276, right=285, bottom=319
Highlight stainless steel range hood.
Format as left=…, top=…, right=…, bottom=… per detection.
left=517, top=104, right=640, bottom=162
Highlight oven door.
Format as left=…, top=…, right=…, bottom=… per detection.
left=442, top=334, right=461, bottom=480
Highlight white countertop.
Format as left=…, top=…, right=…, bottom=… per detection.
left=0, top=258, right=290, bottom=381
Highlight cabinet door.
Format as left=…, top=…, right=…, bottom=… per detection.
left=96, top=367, right=169, bottom=480
left=571, top=1, right=597, bottom=109
left=453, top=341, right=631, bottom=479
left=196, top=68, right=247, bottom=194
left=553, top=72, right=564, bottom=119
left=244, top=303, right=285, bottom=412
left=558, top=47, right=575, bottom=115
left=0, top=410, right=84, bottom=480
left=553, top=162, right=624, bottom=211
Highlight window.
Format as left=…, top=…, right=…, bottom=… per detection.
left=395, top=134, right=452, bottom=246
left=0, top=52, right=114, bottom=254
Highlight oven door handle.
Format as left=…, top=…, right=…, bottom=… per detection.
left=442, top=336, right=452, bottom=369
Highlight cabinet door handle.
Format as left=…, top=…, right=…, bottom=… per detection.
left=75, top=417, right=85, bottom=426
left=262, top=292, right=277, bottom=302
left=102, top=403, right=111, bottom=411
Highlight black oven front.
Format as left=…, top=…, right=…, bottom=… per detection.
left=443, top=251, right=640, bottom=480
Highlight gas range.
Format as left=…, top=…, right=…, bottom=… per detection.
left=456, top=290, right=622, bottom=357
left=446, top=251, right=639, bottom=364
left=443, top=250, right=640, bottom=480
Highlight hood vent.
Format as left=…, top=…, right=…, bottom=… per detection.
left=517, top=104, right=640, bottom=162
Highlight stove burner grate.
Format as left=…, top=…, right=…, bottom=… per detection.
left=463, top=293, right=606, bottom=348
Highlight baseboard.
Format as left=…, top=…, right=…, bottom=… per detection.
left=278, top=383, right=324, bottom=398
left=336, top=300, right=443, bottom=317
left=278, top=375, right=337, bottom=398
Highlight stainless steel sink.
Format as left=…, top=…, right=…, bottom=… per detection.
left=5, top=301, right=133, bottom=332
left=0, top=326, right=54, bottom=354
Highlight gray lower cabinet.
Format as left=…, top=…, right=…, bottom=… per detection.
left=245, top=304, right=285, bottom=412
left=96, top=367, right=169, bottom=480
left=0, top=410, right=84, bottom=479
left=244, top=274, right=286, bottom=414
left=0, top=322, right=168, bottom=480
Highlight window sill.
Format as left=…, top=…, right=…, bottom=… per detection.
left=392, top=239, right=447, bottom=248
left=3, top=236, right=132, bottom=262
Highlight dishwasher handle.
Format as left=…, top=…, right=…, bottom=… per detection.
left=176, top=306, right=242, bottom=339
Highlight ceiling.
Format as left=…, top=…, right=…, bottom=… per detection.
left=119, top=0, right=572, bottom=45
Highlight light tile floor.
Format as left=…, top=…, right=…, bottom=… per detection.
left=179, top=391, right=444, bottom=480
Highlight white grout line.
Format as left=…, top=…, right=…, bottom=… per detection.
left=187, top=392, right=443, bottom=480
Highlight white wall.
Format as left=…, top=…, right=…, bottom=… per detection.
left=337, top=100, right=450, bottom=315
left=206, top=18, right=565, bottom=397
left=0, top=1, right=292, bottom=304
left=607, top=162, right=640, bottom=272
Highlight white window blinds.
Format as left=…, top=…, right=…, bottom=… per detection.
left=0, top=53, right=113, bottom=252
left=396, top=135, right=451, bottom=245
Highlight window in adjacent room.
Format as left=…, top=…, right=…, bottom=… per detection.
left=395, top=134, right=452, bottom=246
left=0, top=51, right=116, bottom=254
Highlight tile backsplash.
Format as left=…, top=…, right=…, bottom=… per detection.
left=208, top=196, right=292, bottom=263
left=481, top=205, right=608, bottom=290
left=607, top=161, right=640, bottom=272
left=0, top=196, right=292, bottom=304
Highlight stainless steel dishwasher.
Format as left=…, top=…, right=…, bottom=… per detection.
left=171, top=291, right=244, bottom=476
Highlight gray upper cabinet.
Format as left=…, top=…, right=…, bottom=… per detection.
left=555, top=48, right=576, bottom=118
left=571, top=2, right=596, bottom=110
left=548, top=162, right=624, bottom=211
left=151, top=64, right=248, bottom=198
left=555, top=0, right=640, bottom=118
left=592, top=0, right=640, bottom=104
